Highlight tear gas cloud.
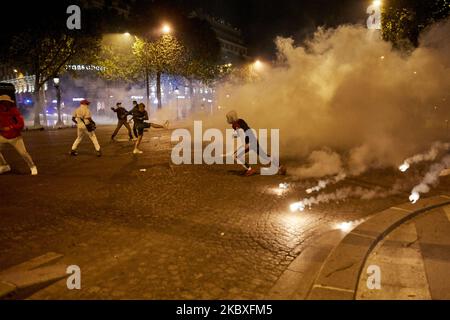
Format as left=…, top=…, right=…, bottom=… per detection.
left=210, top=20, right=450, bottom=179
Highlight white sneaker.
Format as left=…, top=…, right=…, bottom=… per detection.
left=30, top=166, right=38, bottom=176
left=0, top=165, right=11, bottom=174
left=133, top=149, right=143, bottom=154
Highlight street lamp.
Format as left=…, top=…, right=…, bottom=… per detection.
left=161, top=23, right=171, bottom=34
left=254, top=59, right=263, bottom=70
left=123, top=32, right=131, bottom=36
left=53, top=76, right=63, bottom=128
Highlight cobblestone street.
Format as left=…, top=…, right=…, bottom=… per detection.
left=0, top=125, right=449, bottom=299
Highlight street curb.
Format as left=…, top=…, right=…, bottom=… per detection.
left=306, top=195, right=450, bottom=300
left=0, top=252, right=67, bottom=300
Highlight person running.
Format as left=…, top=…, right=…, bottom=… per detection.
left=111, top=102, right=133, bottom=141
left=70, top=99, right=102, bottom=157
left=132, top=103, right=168, bottom=154
left=0, top=95, right=38, bottom=175
left=226, top=110, right=285, bottom=176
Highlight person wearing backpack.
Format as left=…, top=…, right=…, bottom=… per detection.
left=0, top=94, right=38, bottom=175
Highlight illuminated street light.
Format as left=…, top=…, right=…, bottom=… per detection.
left=161, top=24, right=172, bottom=34
left=254, top=59, right=263, bottom=70
left=373, top=0, right=382, bottom=7
left=124, top=32, right=131, bottom=36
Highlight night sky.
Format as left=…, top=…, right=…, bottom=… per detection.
left=169, top=0, right=373, bottom=58
left=2, top=0, right=373, bottom=59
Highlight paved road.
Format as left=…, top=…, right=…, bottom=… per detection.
left=0, top=125, right=448, bottom=299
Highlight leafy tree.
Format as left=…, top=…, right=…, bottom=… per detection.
left=382, top=0, right=450, bottom=48
left=0, top=2, right=102, bottom=127
left=132, top=35, right=184, bottom=109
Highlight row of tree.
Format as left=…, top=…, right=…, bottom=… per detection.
left=0, top=2, right=223, bottom=126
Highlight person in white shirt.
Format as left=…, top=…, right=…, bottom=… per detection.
left=70, top=100, right=101, bottom=157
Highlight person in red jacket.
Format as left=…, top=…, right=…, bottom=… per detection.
left=0, top=95, right=37, bottom=175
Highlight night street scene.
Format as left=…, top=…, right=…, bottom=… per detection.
left=0, top=0, right=450, bottom=310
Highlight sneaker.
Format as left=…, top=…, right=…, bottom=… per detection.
left=70, top=150, right=78, bottom=156
left=164, top=120, right=169, bottom=129
left=30, top=166, right=38, bottom=176
left=96, top=150, right=102, bottom=157
left=0, top=165, right=11, bottom=174
left=133, top=149, right=143, bottom=154
left=244, top=168, right=257, bottom=177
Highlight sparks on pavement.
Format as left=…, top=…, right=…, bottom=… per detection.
left=337, top=221, right=353, bottom=232
left=290, top=201, right=305, bottom=212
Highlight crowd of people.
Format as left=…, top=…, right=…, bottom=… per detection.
left=1, top=93, right=285, bottom=177
left=0, top=96, right=169, bottom=176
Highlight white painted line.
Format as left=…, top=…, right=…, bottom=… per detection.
left=391, top=207, right=413, bottom=213
left=313, top=284, right=355, bottom=293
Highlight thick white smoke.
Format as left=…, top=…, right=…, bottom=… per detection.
left=214, top=20, right=450, bottom=179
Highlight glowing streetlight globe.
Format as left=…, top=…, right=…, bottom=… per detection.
left=373, top=0, right=382, bottom=7
left=124, top=32, right=131, bottom=36
left=162, top=24, right=171, bottom=34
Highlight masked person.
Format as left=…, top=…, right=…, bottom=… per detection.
left=0, top=95, right=38, bottom=175
left=226, top=110, right=285, bottom=176
left=111, top=102, right=133, bottom=141
left=70, top=99, right=101, bottom=157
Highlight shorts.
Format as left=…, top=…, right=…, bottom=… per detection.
left=136, top=122, right=151, bottom=136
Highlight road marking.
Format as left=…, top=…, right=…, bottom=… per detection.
left=312, top=284, right=355, bottom=293
left=391, top=207, right=413, bottom=213
left=443, top=206, right=450, bottom=222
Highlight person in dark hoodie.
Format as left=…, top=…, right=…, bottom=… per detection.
left=111, top=102, right=133, bottom=141
left=0, top=95, right=37, bottom=175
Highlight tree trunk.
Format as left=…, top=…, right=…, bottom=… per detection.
left=145, top=68, right=150, bottom=108
left=156, top=71, right=162, bottom=109
left=33, top=74, right=42, bottom=127
left=188, top=78, right=195, bottom=113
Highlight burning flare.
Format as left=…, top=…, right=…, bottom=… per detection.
left=399, top=162, right=410, bottom=172
left=409, top=191, right=420, bottom=204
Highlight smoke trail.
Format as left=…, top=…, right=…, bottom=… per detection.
left=306, top=171, right=347, bottom=194
left=409, top=154, right=450, bottom=203
left=399, top=141, right=450, bottom=172
left=211, top=20, right=450, bottom=178
left=291, top=184, right=402, bottom=212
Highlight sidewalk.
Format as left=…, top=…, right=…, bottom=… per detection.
left=269, top=195, right=450, bottom=300
left=357, top=201, right=450, bottom=299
